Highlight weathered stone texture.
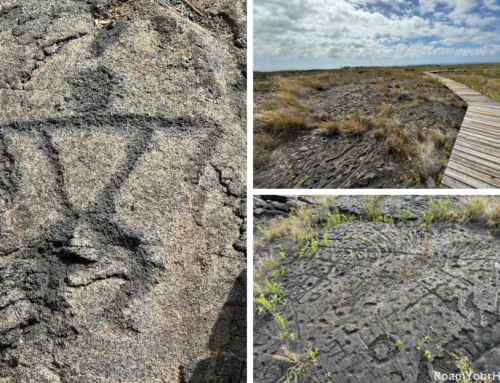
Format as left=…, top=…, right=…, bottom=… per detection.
left=0, top=1, right=246, bottom=382
left=254, top=196, right=500, bottom=383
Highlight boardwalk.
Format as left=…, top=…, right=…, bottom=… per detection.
left=423, top=70, right=500, bottom=189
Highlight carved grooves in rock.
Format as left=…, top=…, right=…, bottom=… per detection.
left=38, top=129, right=74, bottom=213
left=254, top=198, right=500, bottom=383
left=1, top=115, right=246, bottom=382
left=100, top=126, right=154, bottom=215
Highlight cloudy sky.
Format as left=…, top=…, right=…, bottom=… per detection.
left=254, top=0, right=500, bottom=71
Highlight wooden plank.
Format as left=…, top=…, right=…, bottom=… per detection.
left=457, top=133, right=500, bottom=150
left=451, top=151, right=500, bottom=178
left=441, top=174, right=475, bottom=189
left=459, top=131, right=500, bottom=147
left=463, top=118, right=500, bottom=130
left=447, top=160, right=500, bottom=188
left=452, top=143, right=500, bottom=166
left=461, top=121, right=500, bottom=135
left=463, top=115, right=500, bottom=128
left=461, top=96, right=493, bottom=102
left=455, top=139, right=500, bottom=159
left=452, top=148, right=500, bottom=173
left=465, top=109, right=500, bottom=117
left=469, top=104, right=500, bottom=110
left=467, top=109, right=500, bottom=118
left=444, top=167, right=496, bottom=189
left=468, top=108, right=500, bottom=114
left=461, top=118, right=500, bottom=130
left=457, top=134, right=500, bottom=152
left=471, top=107, right=500, bottom=114
left=460, top=125, right=500, bottom=142
left=462, top=119, right=500, bottom=131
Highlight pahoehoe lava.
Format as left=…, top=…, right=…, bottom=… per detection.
left=254, top=195, right=500, bottom=383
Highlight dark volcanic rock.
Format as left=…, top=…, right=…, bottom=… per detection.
left=254, top=195, right=316, bottom=219
left=0, top=1, right=246, bottom=382
left=254, top=130, right=406, bottom=189
left=254, top=196, right=500, bottom=383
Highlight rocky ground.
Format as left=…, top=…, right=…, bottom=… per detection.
left=253, top=71, right=467, bottom=189
left=0, top=1, right=246, bottom=382
left=254, top=195, right=500, bottom=383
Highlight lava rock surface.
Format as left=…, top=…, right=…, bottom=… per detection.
left=0, top=1, right=246, bottom=382
left=253, top=76, right=466, bottom=189
left=254, top=196, right=500, bottom=383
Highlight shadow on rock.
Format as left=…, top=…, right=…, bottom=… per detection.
left=180, top=270, right=247, bottom=383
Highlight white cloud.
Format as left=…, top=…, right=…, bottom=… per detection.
left=254, top=0, right=500, bottom=61
left=485, top=0, right=500, bottom=10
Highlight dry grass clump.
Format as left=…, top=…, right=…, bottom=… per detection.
left=298, top=76, right=328, bottom=90
left=340, top=118, right=364, bottom=135
left=447, top=92, right=458, bottom=106
left=484, top=199, right=500, bottom=227
left=262, top=92, right=303, bottom=111
left=412, top=124, right=425, bottom=141
left=416, top=128, right=457, bottom=187
left=310, top=79, right=326, bottom=90
left=272, top=77, right=301, bottom=95
left=362, top=112, right=458, bottom=187
left=254, top=251, right=284, bottom=278
left=272, top=74, right=331, bottom=92
left=318, top=117, right=365, bottom=135
left=417, top=140, right=442, bottom=188
left=255, top=110, right=308, bottom=133
left=378, top=81, right=389, bottom=93
left=276, top=92, right=301, bottom=106
left=425, top=77, right=444, bottom=87
left=372, top=128, right=385, bottom=139
left=385, top=131, right=405, bottom=154
left=254, top=131, right=273, bottom=149
left=451, top=196, right=500, bottom=227
left=415, top=92, right=429, bottom=102
left=257, top=217, right=305, bottom=243
left=427, top=196, right=500, bottom=228
left=379, top=103, right=393, bottom=117
left=254, top=74, right=330, bottom=168
left=317, top=121, right=340, bottom=134
left=254, top=131, right=274, bottom=170
left=427, top=128, right=445, bottom=147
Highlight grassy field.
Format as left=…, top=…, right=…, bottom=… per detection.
left=254, top=63, right=496, bottom=188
